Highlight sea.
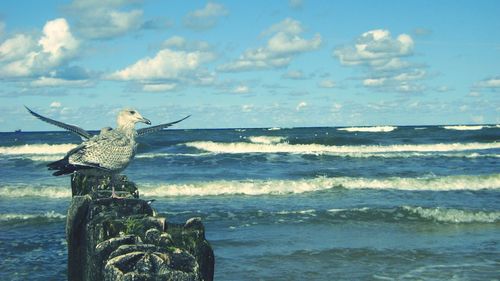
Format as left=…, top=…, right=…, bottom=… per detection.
left=0, top=124, right=499, bottom=280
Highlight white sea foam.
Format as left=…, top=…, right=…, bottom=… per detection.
left=267, top=127, right=282, bottom=131
left=139, top=174, right=500, bottom=197
left=0, top=143, right=76, bottom=155
left=1, top=174, right=498, bottom=198
left=403, top=206, right=500, bottom=223
left=0, top=185, right=71, bottom=198
left=136, top=152, right=213, bottom=159
left=248, top=136, right=286, bottom=144
left=185, top=141, right=500, bottom=155
left=443, top=125, right=484, bottom=131
left=0, top=211, right=66, bottom=222
left=338, top=126, right=397, bottom=132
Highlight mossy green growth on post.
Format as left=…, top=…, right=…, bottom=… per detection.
left=66, top=175, right=214, bottom=281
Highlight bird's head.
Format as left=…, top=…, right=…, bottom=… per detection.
left=116, top=109, right=151, bottom=130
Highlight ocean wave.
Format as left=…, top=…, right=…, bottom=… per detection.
left=338, top=126, right=397, bottom=132
left=248, top=136, right=287, bottom=144
left=136, top=152, right=213, bottom=159
left=0, top=185, right=71, bottom=198
left=185, top=141, right=500, bottom=155
left=275, top=206, right=500, bottom=224
left=0, top=143, right=76, bottom=155
left=0, top=211, right=66, bottom=225
left=402, top=206, right=500, bottom=223
left=2, top=174, right=498, bottom=198
left=139, top=174, right=500, bottom=197
left=443, top=125, right=484, bottom=131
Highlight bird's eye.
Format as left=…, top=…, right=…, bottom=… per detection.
left=129, top=110, right=136, bottom=114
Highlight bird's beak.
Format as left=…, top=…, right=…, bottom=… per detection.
left=140, top=117, right=151, bottom=125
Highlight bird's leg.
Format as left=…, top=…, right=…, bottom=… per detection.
left=110, top=174, right=124, bottom=199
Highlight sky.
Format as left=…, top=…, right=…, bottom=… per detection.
left=0, top=0, right=499, bottom=131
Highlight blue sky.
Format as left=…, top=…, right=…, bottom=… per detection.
left=0, top=0, right=499, bottom=131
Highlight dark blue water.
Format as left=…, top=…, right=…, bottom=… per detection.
left=1, top=125, right=499, bottom=280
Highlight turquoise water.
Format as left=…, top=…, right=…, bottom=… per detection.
left=0, top=125, right=499, bottom=280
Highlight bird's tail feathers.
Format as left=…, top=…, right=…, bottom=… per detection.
left=47, top=158, right=78, bottom=176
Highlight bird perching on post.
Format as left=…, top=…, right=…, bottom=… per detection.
left=47, top=109, right=151, bottom=198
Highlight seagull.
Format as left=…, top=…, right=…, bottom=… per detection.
left=25, top=106, right=190, bottom=139
left=46, top=109, right=151, bottom=198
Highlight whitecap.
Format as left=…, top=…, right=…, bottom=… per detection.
left=443, top=125, right=484, bottom=131
left=403, top=206, right=500, bottom=223
left=0, top=211, right=66, bottom=222
left=185, top=141, right=500, bottom=155
left=338, top=126, right=397, bottom=132
left=247, top=136, right=286, bottom=144
left=0, top=143, right=76, bottom=155
left=138, top=174, right=500, bottom=197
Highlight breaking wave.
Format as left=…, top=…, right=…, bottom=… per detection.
left=185, top=141, right=500, bottom=155
left=2, top=174, right=498, bottom=198
left=0, top=185, right=71, bottom=198
left=276, top=207, right=500, bottom=224
left=338, top=126, right=397, bottom=132
left=139, top=174, right=500, bottom=197
left=0, top=211, right=66, bottom=225
left=0, top=143, right=76, bottom=155
left=248, top=136, right=287, bottom=144
left=442, top=125, right=497, bottom=131
left=402, top=206, right=500, bottom=223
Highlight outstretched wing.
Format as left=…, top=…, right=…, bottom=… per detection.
left=137, top=115, right=190, bottom=136
left=25, top=106, right=93, bottom=140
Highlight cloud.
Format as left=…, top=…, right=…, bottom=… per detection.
left=475, top=77, right=500, bottom=89
left=232, top=85, right=250, bottom=94
left=334, top=29, right=413, bottom=69
left=242, top=104, right=254, bottom=112
left=142, top=83, right=177, bottom=92
left=296, top=101, right=307, bottom=111
left=65, top=0, right=145, bottom=39
left=0, top=18, right=79, bottom=78
left=162, top=36, right=211, bottom=51
left=31, top=77, right=90, bottom=87
left=0, top=34, right=36, bottom=62
left=50, top=101, right=62, bottom=108
left=289, top=0, right=303, bottom=9
left=318, top=79, right=335, bottom=88
left=334, top=29, right=427, bottom=93
left=282, top=70, right=305, bottom=80
left=183, top=2, right=228, bottom=30
left=108, top=42, right=216, bottom=91
left=109, top=49, right=214, bottom=81
left=219, top=18, right=321, bottom=72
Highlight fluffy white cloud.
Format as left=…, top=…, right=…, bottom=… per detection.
left=232, top=85, right=250, bottom=94
left=31, top=77, right=89, bottom=87
left=65, top=0, right=144, bottom=39
left=334, top=29, right=427, bottom=93
left=242, top=104, right=254, bottom=112
left=296, top=101, right=307, bottom=111
left=142, top=83, right=177, bottom=92
left=219, top=18, right=321, bottom=72
left=0, top=34, right=36, bottom=62
left=318, top=79, right=336, bottom=88
left=334, top=29, right=413, bottom=69
left=0, top=18, right=79, bottom=78
left=282, top=70, right=305, bottom=80
left=184, top=2, right=228, bottom=30
left=109, top=49, right=214, bottom=81
left=162, top=36, right=211, bottom=51
left=50, top=101, right=62, bottom=108
left=289, top=0, right=303, bottom=9
left=475, top=77, right=500, bottom=89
